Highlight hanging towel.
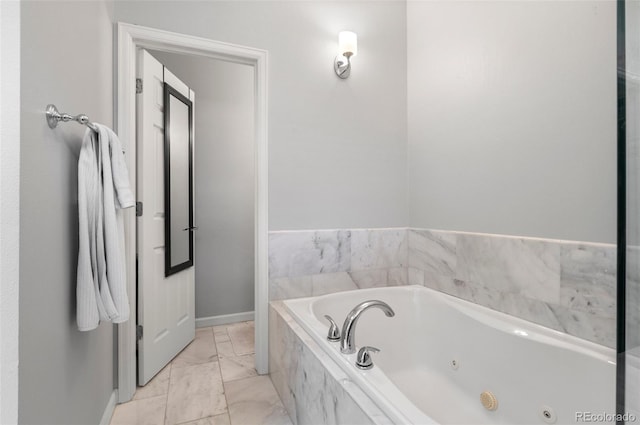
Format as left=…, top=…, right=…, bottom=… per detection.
left=77, top=124, right=135, bottom=331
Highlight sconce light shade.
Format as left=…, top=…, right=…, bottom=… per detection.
left=335, top=31, right=357, bottom=79
left=338, top=31, right=357, bottom=57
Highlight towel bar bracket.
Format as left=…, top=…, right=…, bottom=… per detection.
left=46, top=104, right=98, bottom=132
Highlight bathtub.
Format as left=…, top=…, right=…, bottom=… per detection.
left=283, top=285, right=616, bottom=424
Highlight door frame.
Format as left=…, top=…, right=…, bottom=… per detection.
left=116, top=22, right=269, bottom=403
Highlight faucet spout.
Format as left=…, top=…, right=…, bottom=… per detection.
left=340, top=300, right=395, bottom=354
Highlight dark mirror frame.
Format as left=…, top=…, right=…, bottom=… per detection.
left=164, top=82, right=194, bottom=277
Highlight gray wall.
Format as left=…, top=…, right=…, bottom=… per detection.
left=407, top=1, right=617, bottom=244
left=19, top=1, right=116, bottom=424
left=150, top=51, right=255, bottom=318
left=114, top=0, right=408, bottom=231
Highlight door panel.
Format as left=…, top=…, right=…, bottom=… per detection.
left=137, top=49, right=195, bottom=385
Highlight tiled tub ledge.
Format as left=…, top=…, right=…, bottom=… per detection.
left=269, top=301, right=393, bottom=425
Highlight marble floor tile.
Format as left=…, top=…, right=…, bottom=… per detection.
left=112, top=321, right=276, bottom=425
left=225, top=376, right=292, bottom=425
left=216, top=340, right=236, bottom=358
left=165, top=391, right=227, bottom=425
left=219, top=354, right=257, bottom=382
left=133, top=363, right=171, bottom=400
left=165, top=362, right=227, bottom=425
left=172, top=328, right=218, bottom=368
left=228, top=322, right=255, bottom=355
left=168, top=361, right=224, bottom=396
left=213, top=327, right=231, bottom=344
left=110, top=395, right=166, bottom=425
left=180, top=413, right=231, bottom=425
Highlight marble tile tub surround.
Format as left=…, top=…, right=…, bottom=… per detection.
left=269, top=228, right=408, bottom=300
left=269, top=301, right=393, bottom=425
left=269, top=228, right=616, bottom=347
left=408, top=229, right=617, bottom=348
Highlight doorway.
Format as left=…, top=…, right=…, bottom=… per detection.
left=116, top=23, right=269, bottom=403
left=148, top=49, right=256, bottom=329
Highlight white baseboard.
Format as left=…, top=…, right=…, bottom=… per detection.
left=196, top=311, right=255, bottom=328
left=100, top=390, right=118, bottom=425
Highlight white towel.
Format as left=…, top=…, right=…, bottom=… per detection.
left=77, top=124, right=134, bottom=331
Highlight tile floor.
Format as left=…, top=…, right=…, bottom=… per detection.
left=110, top=321, right=292, bottom=425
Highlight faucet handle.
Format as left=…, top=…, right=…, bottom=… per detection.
left=356, top=346, right=380, bottom=370
left=324, top=315, right=341, bottom=342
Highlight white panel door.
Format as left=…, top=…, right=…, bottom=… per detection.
left=136, top=49, right=195, bottom=385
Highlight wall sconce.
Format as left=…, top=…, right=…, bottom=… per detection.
left=334, top=31, right=357, bottom=79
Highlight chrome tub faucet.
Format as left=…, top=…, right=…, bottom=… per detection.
left=340, top=300, right=395, bottom=354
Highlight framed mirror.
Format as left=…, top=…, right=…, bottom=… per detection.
left=164, top=82, right=194, bottom=276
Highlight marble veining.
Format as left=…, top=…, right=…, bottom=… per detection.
left=349, top=269, right=389, bottom=289
left=547, top=304, right=616, bottom=348
left=219, top=354, right=257, bottom=382
left=455, top=233, right=561, bottom=304
left=559, top=243, right=616, bottom=318
left=408, top=229, right=456, bottom=288
left=269, top=229, right=409, bottom=301
left=497, top=293, right=564, bottom=332
left=269, top=231, right=351, bottom=279
left=350, top=229, right=407, bottom=271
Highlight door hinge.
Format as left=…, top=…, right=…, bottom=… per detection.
left=136, top=325, right=143, bottom=341
left=136, top=78, right=143, bottom=94
left=136, top=201, right=143, bottom=217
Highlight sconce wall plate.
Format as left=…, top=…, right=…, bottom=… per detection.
left=334, top=52, right=352, bottom=79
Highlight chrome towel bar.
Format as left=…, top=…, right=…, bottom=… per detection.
left=46, top=104, right=98, bottom=132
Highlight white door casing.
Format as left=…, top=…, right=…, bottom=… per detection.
left=136, top=49, right=195, bottom=385
left=117, top=23, right=268, bottom=403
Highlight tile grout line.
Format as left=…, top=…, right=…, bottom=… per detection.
left=216, top=326, right=232, bottom=425
left=163, top=361, right=172, bottom=425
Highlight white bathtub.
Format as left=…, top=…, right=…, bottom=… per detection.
left=284, top=285, right=616, bottom=424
